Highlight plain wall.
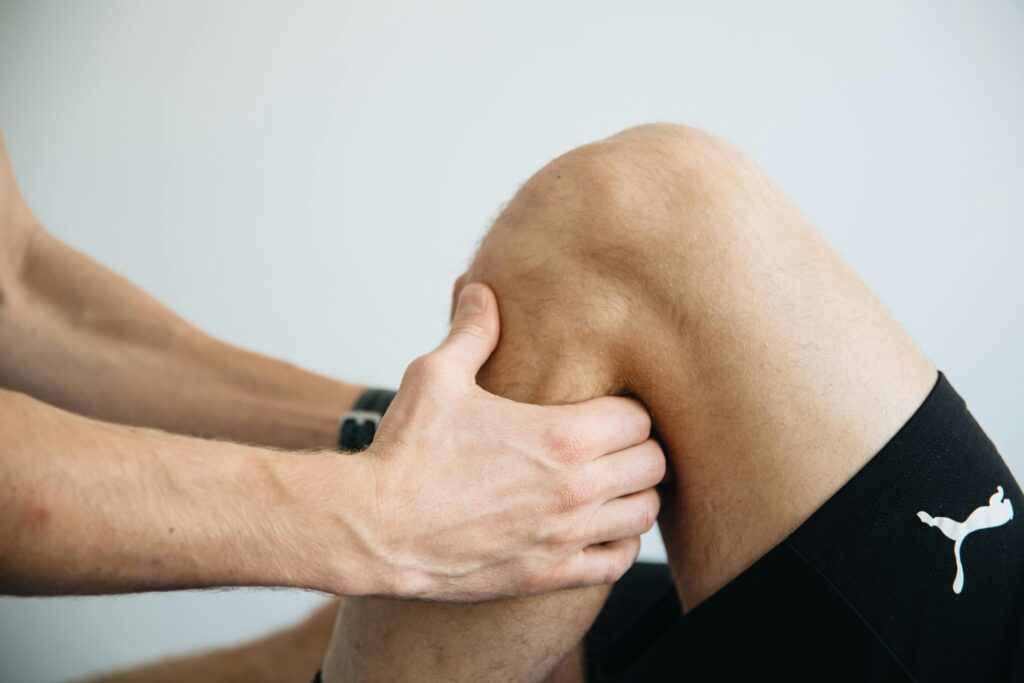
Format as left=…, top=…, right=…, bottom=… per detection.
left=0, top=1, right=1021, bottom=680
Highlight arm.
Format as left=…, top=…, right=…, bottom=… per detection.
left=0, top=132, right=359, bottom=450
left=0, top=226, right=362, bottom=450
left=0, top=132, right=662, bottom=600
left=0, top=387, right=377, bottom=596
left=0, top=289, right=660, bottom=599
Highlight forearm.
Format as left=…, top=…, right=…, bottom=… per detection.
left=0, top=389, right=371, bottom=596
left=0, top=226, right=361, bottom=449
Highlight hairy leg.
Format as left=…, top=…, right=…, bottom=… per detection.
left=322, top=122, right=935, bottom=679
left=321, top=328, right=619, bottom=682
left=84, top=600, right=338, bottom=683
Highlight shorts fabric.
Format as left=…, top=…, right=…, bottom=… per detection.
left=583, top=373, right=1024, bottom=682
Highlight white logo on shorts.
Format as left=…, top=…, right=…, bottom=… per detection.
left=917, top=486, right=1014, bottom=594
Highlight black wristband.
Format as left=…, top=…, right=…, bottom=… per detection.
left=338, top=388, right=396, bottom=451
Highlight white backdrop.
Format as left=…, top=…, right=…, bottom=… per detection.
left=0, top=1, right=1021, bottom=681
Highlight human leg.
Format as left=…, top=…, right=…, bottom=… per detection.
left=85, top=600, right=338, bottom=683
left=320, top=314, right=623, bottom=681
left=462, top=122, right=936, bottom=607
left=321, top=122, right=976, bottom=680
left=463, top=124, right=1023, bottom=681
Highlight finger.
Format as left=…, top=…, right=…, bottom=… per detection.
left=449, top=272, right=468, bottom=321
left=433, top=282, right=500, bottom=382
left=567, top=536, right=642, bottom=588
left=589, top=439, right=667, bottom=502
left=584, top=489, right=661, bottom=545
left=553, top=396, right=652, bottom=461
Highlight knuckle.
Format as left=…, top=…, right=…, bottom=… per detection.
left=606, top=396, right=651, bottom=438
left=632, top=503, right=652, bottom=534
left=641, top=497, right=660, bottom=531
left=546, top=524, right=578, bottom=549
left=404, top=354, right=443, bottom=384
left=628, top=404, right=653, bottom=436
left=647, top=447, right=667, bottom=483
left=552, top=479, right=592, bottom=513
left=449, top=320, right=490, bottom=343
left=547, top=429, right=587, bottom=465
left=403, top=355, right=430, bottom=382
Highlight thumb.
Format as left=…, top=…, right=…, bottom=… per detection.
left=435, top=282, right=500, bottom=381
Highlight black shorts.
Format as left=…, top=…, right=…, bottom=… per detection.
left=584, top=373, right=1024, bottom=682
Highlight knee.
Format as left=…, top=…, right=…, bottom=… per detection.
left=497, top=123, right=766, bottom=260
left=462, top=124, right=738, bottom=387
left=543, top=121, right=752, bottom=212
left=519, top=122, right=726, bottom=217
left=463, top=123, right=789, bottom=393
left=469, top=123, right=763, bottom=302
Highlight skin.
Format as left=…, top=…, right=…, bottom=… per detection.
left=0, top=130, right=665, bottom=601
left=68, top=122, right=938, bottom=681
left=320, top=122, right=937, bottom=682
left=83, top=603, right=339, bottom=683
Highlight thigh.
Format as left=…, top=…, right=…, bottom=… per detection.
left=323, top=121, right=935, bottom=680
left=467, top=122, right=937, bottom=608
left=467, top=124, right=1023, bottom=680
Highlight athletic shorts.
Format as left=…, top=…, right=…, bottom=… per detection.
left=583, top=372, right=1024, bottom=682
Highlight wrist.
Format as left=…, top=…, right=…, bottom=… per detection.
left=337, top=387, right=397, bottom=451
left=268, top=449, right=389, bottom=596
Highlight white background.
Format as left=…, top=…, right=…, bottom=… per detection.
left=0, top=1, right=1021, bottom=680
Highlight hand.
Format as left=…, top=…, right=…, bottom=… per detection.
left=357, top=282, right=665, bottom=601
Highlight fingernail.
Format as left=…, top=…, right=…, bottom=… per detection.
left=456, top=283, right=487, bottom=318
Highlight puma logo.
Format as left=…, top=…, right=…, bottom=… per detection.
left=917, top=486, right=1014, bottom=594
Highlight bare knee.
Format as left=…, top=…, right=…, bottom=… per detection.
left=465, top=123, right=781, bottom=392
left=473, top=122, right=785, bottom=288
